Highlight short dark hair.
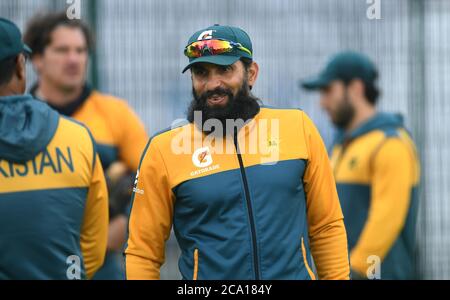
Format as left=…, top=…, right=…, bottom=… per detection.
left=23, top=11, right=93, bottom=58
left=0, top=55, right=17, bottom=87
left=240, top=57, right=253, bottom=71
left=364, top=70, right=380, bottom=105
left=239, top=58, right=254, bottom=90
left=365, top=82, right=380, bottom=105
left=344, top=71, right=380, bottom=105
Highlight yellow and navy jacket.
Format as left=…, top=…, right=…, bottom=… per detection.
left=125, top=107, right=350, bottom=280
left=0, top=95, right=109, bottom=279
left=31, top=85, right=149, bottom=172
left=69, top=88, right=148, bottom=280
left=31, top=84, right=148, bottom=280
left=330, top=113, right=420, bottom=279
left=71, top=90, right=148, bottom=172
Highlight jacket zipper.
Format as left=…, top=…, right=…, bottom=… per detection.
left=334, top=151, right=346, bottom=177
left=334, top=139, right=352, bottom=177
left=233, top=129, right=260, bottom=280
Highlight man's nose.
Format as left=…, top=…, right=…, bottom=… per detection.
left=205, top=72, right=223, bottom=91
left=67, top=50, right=82, bottom=63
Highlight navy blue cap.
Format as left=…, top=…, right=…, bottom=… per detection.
left=301, top=51, right=377, bottom=90
left=182, top=24, right=253, bottom=73
left=0, top=18, right=31, bottom=61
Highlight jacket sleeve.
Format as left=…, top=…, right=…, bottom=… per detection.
left=350, top=138, right=414, bottom=276
left=301, top=112, right=350, bottom=280
left=124, top=139, right=175, bottom=280
left=116, top=101, right=149, bottom=171
left=80, top=153, right=109, bottom=279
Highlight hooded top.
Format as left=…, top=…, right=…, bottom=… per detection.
left=0, top=94, right=59, bottom=163
left=333, top=112, right=405, bottom=146
left=0, top=94, right=108, bottom=279
left=330, top=112, right=420, bottom=280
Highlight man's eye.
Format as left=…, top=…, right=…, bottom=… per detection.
left=193, top=68, right=207, bottom=76
left=220, top=65, right=232, bottom=72
left=76, top=47, right=88, bottom=54
left=54, top=47, right=69, bottom=53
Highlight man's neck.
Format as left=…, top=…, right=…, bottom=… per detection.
left=345, top=104, right=376, bottom=134
left=0, top=86, right=20, bottom=97
left=36, top=80, right=83, bottom=107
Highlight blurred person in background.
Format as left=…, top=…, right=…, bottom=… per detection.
left=0, top=17, right=108, bottom=279
left=23, top=12, right=149, bottom=280
left=125, top=25, right=350, bottom=280
left=301, top=51, right=421, bottom=279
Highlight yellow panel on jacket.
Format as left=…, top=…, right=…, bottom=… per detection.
left=72, top=91, right=148, bottom=171
left=330, top=113, right=420, bottom=279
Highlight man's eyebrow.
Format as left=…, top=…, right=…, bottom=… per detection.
left=192, top=65, right=207, bottom=72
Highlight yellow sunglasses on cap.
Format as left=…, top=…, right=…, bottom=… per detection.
left=184, top=39, right=252, bottom=58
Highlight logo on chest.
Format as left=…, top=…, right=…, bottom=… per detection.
left=190, top=147, right=220, bottom=177
left=349, top=157, right=358, bottom=170
left=192, top=147, right=213, bottom=168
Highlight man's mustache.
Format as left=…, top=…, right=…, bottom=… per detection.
left=196, top=87, right=233, bottom=102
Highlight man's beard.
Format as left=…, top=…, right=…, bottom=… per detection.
left=187, top=79, right=260, bottom=136
left=332, top=93, right=355, bottom=129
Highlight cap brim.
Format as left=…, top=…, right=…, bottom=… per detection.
left=300, top=76, right=331, bottom=90
left=182, top=55, right=240, bottom=73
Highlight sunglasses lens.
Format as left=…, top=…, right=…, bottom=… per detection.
left=185, top=44, right=202, bottom=58
left=185, top=40, right=233, bottom=58
left=209, top=40, right=233, bottom=55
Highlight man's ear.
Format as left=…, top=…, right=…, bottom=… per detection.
left=347, top=79, right=365, bottom=102
left=31, top=54, right=43, bottom=74
left=247, top=61, right=259, bottom=88
left=16, top=54, right=26, bottom=81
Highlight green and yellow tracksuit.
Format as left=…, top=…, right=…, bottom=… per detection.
left=0, top=95, right=109, bottom=279
left=31, top=84, right=149, bottom=279
left=125, top=107, right=350, bottom=280
left=330, top=113, right=420, bottom=279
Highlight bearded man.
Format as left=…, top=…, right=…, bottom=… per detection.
left=125, top=25, right=350, bottom=280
